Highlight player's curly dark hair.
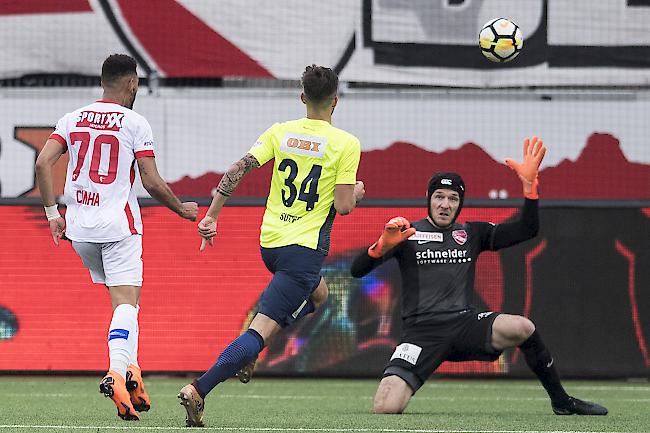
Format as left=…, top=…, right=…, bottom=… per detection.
left=301, top=64, right=338, bottom=106
left=101, top=54, right=137, bottom=87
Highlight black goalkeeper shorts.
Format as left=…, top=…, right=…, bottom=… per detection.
left=383, top=310, right=502, bottom=393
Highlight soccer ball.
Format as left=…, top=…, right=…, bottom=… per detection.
left=479, top=18, right=523, bottom=63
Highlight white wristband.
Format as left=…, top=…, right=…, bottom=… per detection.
left=44, top=204, right=61, bottom=221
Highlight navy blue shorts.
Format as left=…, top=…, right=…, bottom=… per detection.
left=258, top=244, right=325, bottom=328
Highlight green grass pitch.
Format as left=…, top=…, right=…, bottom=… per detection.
left=0, top=377, right=648, bottom=432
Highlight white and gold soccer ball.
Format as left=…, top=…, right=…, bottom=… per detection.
left=479, top=18, right=523, bottom=63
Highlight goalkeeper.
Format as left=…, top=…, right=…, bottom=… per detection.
left=351, top=137, right=608, bottom=416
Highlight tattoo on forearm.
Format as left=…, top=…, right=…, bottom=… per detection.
left=216, top=153, right=260, bottom=197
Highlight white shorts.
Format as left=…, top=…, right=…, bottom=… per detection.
left=72, top=235, right=143, bottom=287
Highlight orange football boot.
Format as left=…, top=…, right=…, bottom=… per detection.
left=99, top=371, right=140, bottom=420
left=126, top=364, right=151, bottom=412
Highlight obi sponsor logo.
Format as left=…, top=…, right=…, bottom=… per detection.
left=281, top=133, right=327, bottom=158
left=416, top=248, right=470, bottom=264
left=76, top=189, right=100, bottom=206
left=76, top=111, right=124, bottom=131
left=287, top=138, right=321, bottom=152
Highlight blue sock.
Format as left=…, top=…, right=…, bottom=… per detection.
left=196, top=329, right=264, bottom=397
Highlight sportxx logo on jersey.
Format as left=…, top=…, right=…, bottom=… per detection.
left=452, top=229, right=467, bottom=245
left=76, top=111, right=124, bottom=131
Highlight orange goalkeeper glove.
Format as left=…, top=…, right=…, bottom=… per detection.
left=505, top=136, right=547, bottom=199
left=368, top=217, right=417, bottom=258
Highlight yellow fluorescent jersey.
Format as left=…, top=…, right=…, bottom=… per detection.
left=247, top=118, right=361, bottom=254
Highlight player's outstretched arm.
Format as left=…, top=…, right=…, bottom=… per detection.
left=35, top=139, right=67, bottom=245
left=198, top=153, right=260, bottom=251
left=351, top=216, right=414, bottom=278
left=368, top=217, right=416, bottom=258
left=505, top=136, right=547, bottom=199
left=334, top=180, right=365, bottom=215
left=137, top=156, right=198, bottom=221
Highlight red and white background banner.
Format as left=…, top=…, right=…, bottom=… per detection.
left=2, top=1, right=650, bottom=86
left=1, top=206, right=649, bottom=376
left=1, top=90, right=649, bottom=200
left=1, top=0, right=649, bottom=378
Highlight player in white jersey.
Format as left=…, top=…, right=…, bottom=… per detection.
left=35, top=54, right=198, bottom=421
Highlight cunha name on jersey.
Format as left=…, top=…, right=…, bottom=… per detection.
left=76, top=188, right=100, bottom=207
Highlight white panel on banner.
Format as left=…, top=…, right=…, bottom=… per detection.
left=3, top=1, right=650, bottom=86
left=550, top=1, right=650, bottom=45
left=178, top=0, right=357, bottom=78
left=371, top=0, right=541, bottom=45
left=0, top=5, right=128, bottom=79
left=1, top=88, right=649, bottom=198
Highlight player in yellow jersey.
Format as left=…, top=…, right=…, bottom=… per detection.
left=178, top=65, right=365, bottom=427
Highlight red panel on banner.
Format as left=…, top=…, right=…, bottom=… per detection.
left=117, top=0, right=272, bottom=78
left=0, top=0, right=91, bottom=15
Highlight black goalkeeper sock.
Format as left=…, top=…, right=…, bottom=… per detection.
left=518, top=330, right=570, bottom=405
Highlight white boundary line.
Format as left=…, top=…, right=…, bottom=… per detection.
left=1, top=381, right=647, bottom=393
left=423, top=384, right=650, bottom=392
left=5, top=393, right=650, bottom=403
left=0, top=427, right=641, bottom=433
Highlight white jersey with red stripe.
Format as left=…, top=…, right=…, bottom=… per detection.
left=49, top=100, right=155, bottom=242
